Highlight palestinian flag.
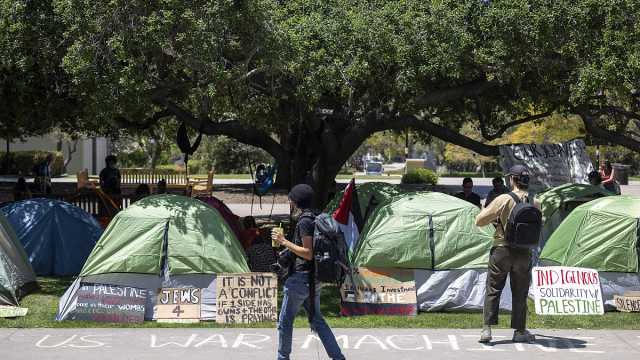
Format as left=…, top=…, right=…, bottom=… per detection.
left=332, top=178, right=364, bottom=251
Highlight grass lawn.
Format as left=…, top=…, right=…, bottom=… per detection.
left=1, top=277, right=638, bottom=329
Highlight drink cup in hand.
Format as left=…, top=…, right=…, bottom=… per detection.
left=272, top=227, right=284, bottom=248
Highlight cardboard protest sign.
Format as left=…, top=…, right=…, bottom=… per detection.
left=614, top=292, right=640, bottom=312
left=0, top=305, right=28, bottom=318
left=154, top=288, right=201, bottom=323
left=216, top=273, right=278, bottom=324
left=532, top=267, right=604, bottom=315
left=499, top=139, right=594, bottom=192
left=72, top=283, right=146, bottom=323
left=340, top=267, right=417, bottom=316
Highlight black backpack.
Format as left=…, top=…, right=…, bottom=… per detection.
left=504, top=192, right=542, bottom=249
left=312, top=213, right=351, bottom=284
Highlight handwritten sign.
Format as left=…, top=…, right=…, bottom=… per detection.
left=614, top=292, right=640, bottom=312
left=532, top=266, right=604, bottom=315
left=0, top=305, right=28, bottom=318
left=340, top=267, right=417, bottom=316
left=216, top=273, right=278, bottom=324
left=154, top=288, right=201, bottom=323
left=71, top=283, right=146, bottom=323
left=499, top=139, right=594, bottom=192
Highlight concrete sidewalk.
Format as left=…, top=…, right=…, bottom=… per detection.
left=1, top=328, right=639, bottom=359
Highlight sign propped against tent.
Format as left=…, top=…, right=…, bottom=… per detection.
left=0, top=305, right=28, bottom=318
left=499, top=139, right=594, bottom=192
left=216, top=273, right=278, bottom=324
left=614, top=292, right=640, bottom=312
left=340, top=267, right=417, bottom=316
left=71, top=283, right=147, bottom=323
left=532, top=267, right=604, bottom=315
left=154, top=288, right=201, bottom=323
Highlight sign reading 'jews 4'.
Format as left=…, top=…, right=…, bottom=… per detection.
left=154, top=288, right=201, bottom=323
left=532, top=266, right=604, bottom=315
left=499, top=139, right=594, bottom=192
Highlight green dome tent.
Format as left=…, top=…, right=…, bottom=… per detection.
left=325, top=181, right=403, bottom=219
left=536, top=183, right=614, bottom=250
left=57, top=194, right=249, bottom=321
left=351, top=192, right=512, bottom=311
left=539, top=196, right=640, bottom=309
left=0, top=214, right=37, bottom=307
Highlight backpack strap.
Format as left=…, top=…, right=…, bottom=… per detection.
left=507, top=192, right=521, bottom=205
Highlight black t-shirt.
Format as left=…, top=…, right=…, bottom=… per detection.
left=293, top=212, right=316, bottom=273
left=455, top=191, right=482, bottom=208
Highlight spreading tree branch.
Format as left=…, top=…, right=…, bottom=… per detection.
left=478, top=111, right=553, bottom=141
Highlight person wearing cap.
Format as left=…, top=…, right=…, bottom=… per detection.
left=272, top=184, right=345, bottom=360
left=475, top=165, right=536, bottom=344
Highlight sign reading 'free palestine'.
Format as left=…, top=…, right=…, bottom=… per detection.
left=532, top=266, right=604, bottom=315
left=73, top=283, right=147, bottom=323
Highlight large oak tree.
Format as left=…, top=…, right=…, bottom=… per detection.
left=52, top=0, right=640, bottom=204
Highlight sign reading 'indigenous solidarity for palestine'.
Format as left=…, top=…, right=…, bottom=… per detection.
left=499, top=139, right=594, bottom=192
left=532, top=266, right=604, bottom=315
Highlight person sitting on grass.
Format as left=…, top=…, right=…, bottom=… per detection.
left=240, top=216, right=261, bottom=250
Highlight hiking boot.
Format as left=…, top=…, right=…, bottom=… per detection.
left=512, top=329, right=536, bottom=343
left=479, top=326, right=492, bottom=343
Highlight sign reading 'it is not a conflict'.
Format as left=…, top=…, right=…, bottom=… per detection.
left=216, top=272, right=278, bottom=324
left=532, top=266, right=604, bottom=315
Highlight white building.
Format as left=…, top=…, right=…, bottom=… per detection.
left=7, top=133, right=110, bottom=175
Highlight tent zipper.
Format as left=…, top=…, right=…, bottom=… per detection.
left=428, top=215, right=435, bottom=270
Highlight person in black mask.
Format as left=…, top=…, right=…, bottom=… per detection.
left=271, top=184, right=345, bottom=360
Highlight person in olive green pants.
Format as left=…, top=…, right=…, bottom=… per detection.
left=475, top=165, right=536, bottom=344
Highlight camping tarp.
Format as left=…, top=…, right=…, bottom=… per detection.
left=350, top=192, right=508, bottom=311
left=0, top=214, right=37, bottom=306
left=539, top=195, right=640, bottom=309
left=1, top=199, right=103, bottom=276
left=57, top=194, right=249, bottom=321
left=536, top=183, right=613, bottom=250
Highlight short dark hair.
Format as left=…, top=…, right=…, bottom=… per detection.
left=462, top=177, right=473, bottom=186
left=512, top=175, right=530, bottom=190
left=105, top=155, right=117, bottom=163
left=588, top=170, right=602, bottom=185
left=243, top=216, right=257, bottom=229
left=492, top=177, right=503, bottom=186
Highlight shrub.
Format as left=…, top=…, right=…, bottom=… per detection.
left=401, top=168, right=439, bottom=185
left=0, top=151, right=64, bottom=176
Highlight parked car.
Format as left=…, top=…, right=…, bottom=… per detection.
left=365, top=161, right=384, bottom=176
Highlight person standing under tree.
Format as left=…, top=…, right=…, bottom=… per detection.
left=475, top=165, right=537, bottom=343
left=271, top=184, right=345, bottom=360
left=99, top=155, right=121, bottom=196
left=455, top=177, right=482, bottom=207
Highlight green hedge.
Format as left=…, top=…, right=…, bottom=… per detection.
left=401, top=168, right=439, bottom=185
left=0, top=151, right=64, bottom=176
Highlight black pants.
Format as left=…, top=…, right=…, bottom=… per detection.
left=483, top=246, right=532, bottom=330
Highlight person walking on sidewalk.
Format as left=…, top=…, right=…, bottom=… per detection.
left=475, top=165, right=537, bottom=344
left=272, top=184, right=346, bottom=360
